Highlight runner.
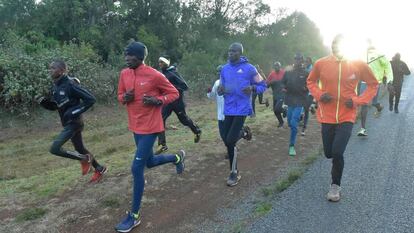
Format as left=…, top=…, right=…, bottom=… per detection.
left=389, top=53, right=411, bottom=113
left=155, top=56, right=202, bottom=154
left=207, top=65, right=252, bottom=148
left=281, top=53, right=309, bottom=156
left=307, top=34, right=378, bottom=202
left=266, top=61, right=286, bottom=127
left=37, top=59, right=107, bottom=183
left=218, top=42, right=266, bottom=187
left=115, top=42, right=184, bottom=233
left=357, top=45, right=393, bottom=136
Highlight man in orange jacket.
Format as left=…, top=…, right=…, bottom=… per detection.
left=307, top=34, right=378, bottom=202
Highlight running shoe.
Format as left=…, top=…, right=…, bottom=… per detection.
left=89, top=166, right=107, bottom=183
left=327, top=184, right=341, bottom=202
left=226, top=171, right=241, bottom=187
left=288, top=146, right=296, bottom=156
left=175, top=150, right=186, bottom=174
left=115, top=211, right=141, bottom=233
left=194, top=131, right=202, bottom=143
left=80, top=154, right=92, bottom=175
left=357, top=128, right=367, bottom=136
left=155, top=144, right=168, bottom=155
left=242, top=126, right=252, bottom=141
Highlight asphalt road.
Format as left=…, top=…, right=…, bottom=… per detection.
left=248, top=75, right=414, bottom=233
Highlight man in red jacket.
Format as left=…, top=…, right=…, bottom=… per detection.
left=307, top=34, right=378, bottom=202
left=115, top=41, right=184, bottom=233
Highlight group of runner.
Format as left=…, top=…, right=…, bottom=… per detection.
left=37, top=33, right=410, bottom=232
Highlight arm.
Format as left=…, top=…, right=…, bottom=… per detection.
left=155, top=73, right=179, bottom=105
left=67, top=84, right=96, bottom=118
left=352, top=63, right=379, bottom=105
left=207, top=80, right=220, bottom=99
left=250, top=66, right=266, bottom=94
left=381, top=57, right=394, bottom=83
left=402, top=62, right=411, bottom=76
left=117, top=72, right=126, bottom=104
left=306, top=63, right=324, bottom=101
left=38, top=96, right=58, bottom=111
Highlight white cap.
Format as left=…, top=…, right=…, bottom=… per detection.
left=159, top=57, right=170, bottom=66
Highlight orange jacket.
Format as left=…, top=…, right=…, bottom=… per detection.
left=118, top=64, right=179, bottom=134
left=307, top=55, right=378, bottom=124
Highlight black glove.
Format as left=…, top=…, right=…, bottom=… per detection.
left=217, top=85, right=225, bottom=96
left=345, top=99, right=353, bottom=108
left=123, top=89, right=135, bottom=104
left=242, top=85, right=256, bottom=95
left=319, top=93, right=333, bottom=103
left=143, top=96, right=162, bottom=106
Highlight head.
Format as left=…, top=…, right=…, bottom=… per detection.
left=49, top=59, right=66, bottom=80
left=124, top=41, right=148, bottom=69
left=228, top=42, right=243, bottom=63
left=393, top=53, right=401, bottom=61
left=294, top=53, right=304, bottom=68
left=158, top=57, right=170, bottom=70
left=216, top=65, right=223, bottom=74
left=273, top=61, right=281, bottom=71
left=305, top=57, right=312, bottom=67
left=331, top=34, right=345, bottom=59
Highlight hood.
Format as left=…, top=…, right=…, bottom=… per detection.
left=229, top=56, right=249, bottom=65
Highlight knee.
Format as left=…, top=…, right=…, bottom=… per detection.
left=49, top=144, right=60, bottom=155
left=146, top=160, right=156, bottom=168
left=131, top=161, right=145, bottom=176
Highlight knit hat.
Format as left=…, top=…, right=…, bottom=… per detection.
left=125, top=42, right=148, bottom=60
left=159, top=57, right=170, bottom=66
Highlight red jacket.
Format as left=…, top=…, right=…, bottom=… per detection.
left=307, top=55, right=378, bottom=124
left=118, top=64, right=179, bottom=134
left=266, top=69, right=285, bottom=84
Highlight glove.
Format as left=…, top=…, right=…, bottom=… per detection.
left=345, top=99, right=353, bottom=108
left=123, top=89, right=135, bottom=104
left=217, top=85, right=225, bottom=96
left=242, top=85, right=256, bottom=95
left=143, top=96, right=163, bottom=106
left=319, top=93, right=333, bottom=103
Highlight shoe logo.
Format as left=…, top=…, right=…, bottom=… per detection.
left=237, top=69, right=243, bottom=74
left=136, top=157, right=142, bottom=160
left=59, top=91, right=65, bottom=95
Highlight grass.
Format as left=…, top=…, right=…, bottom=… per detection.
left=15, top=208, right=48, bottom=222
left=101, top=196, right=121, bottom=208
left=254, top=201, right=272, bottom=217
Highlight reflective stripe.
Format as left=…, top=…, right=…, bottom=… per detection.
left=57, top=99, right=69, bottom=108
left=336, top=62, right=342, bottom=123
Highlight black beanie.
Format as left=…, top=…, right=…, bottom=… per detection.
left=125, top=42, right=148, bottom=60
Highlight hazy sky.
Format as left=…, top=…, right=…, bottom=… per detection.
left=263, top=0, right=413, bottom=64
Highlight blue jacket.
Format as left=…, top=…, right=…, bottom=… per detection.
left=220, top=56, right=266, bottom=116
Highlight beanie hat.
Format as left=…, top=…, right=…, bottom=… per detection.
left=125, top=42, right=148, bottom=60
left=159, top=57, right=170, bottom=66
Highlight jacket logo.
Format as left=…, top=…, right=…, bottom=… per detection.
left=348, top=74, right=356, bottom=80
left=237, top=69, right=243, bottom=74
left=59, top=91, right=65, bottom=95
left=140, top=82, right=148, bottom=86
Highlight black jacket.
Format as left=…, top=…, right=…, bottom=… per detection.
left=40, top=75, right=96, bottom=126
left=162, top=66, right=189, bottom=94
left=282, top=66, right=309, bottom=107
left=390, top=59, right=410, bottom=85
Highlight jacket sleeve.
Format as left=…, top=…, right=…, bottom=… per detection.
left=155, top=73, right=179, bottom=105
left=250, top=67, right=266, bottom=94
left=352, top=62, right=379, bottom=105
left=168, top=71, right=189, bottom=92
left=39, top=97, right=58, bottom=111
left=402, top=62, right=411, bottom=76
left=207, top=80, right=220, bottom=99
left=117, top=72, right=126, bottom=104
left=67, top=83, right=96, bottom=118
left=307, top=62, right=324, bottom=101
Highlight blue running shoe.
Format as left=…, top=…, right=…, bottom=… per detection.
left=115, top=211, right=141, bottom=233
left=175, top=150, right=186, bottom=174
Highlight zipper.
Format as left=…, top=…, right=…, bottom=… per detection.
left=335, top=61, right=342, bottom=123
left=319, top=81, right=324, bottom=119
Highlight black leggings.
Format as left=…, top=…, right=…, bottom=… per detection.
left=321, top=122, right=353, bottom=186
left=389, top=84, right=403, bottom=110
left=158, top=96, right=200, bottom=145
left=222, top=116, right=246, bottom=171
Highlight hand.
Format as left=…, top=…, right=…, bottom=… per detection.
left=345, top=99, right=353, bottom=108
left=123, top=89, right=135, bottom=104
left=217, top=85, right=225, bottom=96
left=207, top=87, right=212, bottom=93
left=242, top=85, right=255, bottom=95
left=319, top=93, right=333, bottom=103
left=143, top=96, right=162, bottom=106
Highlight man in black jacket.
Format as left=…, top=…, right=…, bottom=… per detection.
left=282, top=53, right=309, bottom=156
left=37, top=59, right=107, bottom=182
left=155, top=57, right=202, bottom=154
left=390, top=53, right=411, bottom=113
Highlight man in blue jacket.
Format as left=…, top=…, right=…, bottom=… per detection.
left=218, top=42, right=266, bottom=186
left=37, top=59, right=107, bottom=182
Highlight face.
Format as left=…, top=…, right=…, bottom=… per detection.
left=228, top=45, right=242, bottom=63
left=125, top=55, right=142, bottom=69
left=294, top=57, right=304, bottom=68
left=49, top=62, right=65, bottom=80
left=158, top=61, right=168, bottom=70
left=274, top=63, right=281, bottom=71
